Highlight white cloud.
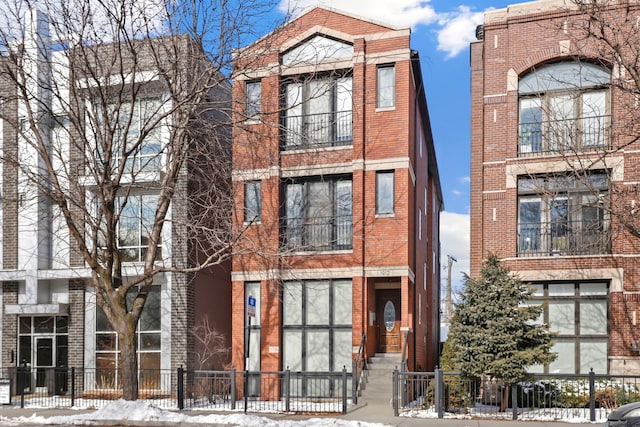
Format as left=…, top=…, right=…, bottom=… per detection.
left=461, top=176, right=471, bottom=183
left=440, top=211, right=470, bottom=295
left=436, top=6, right=485, bottom=58
left=278, top=1, right=488, bottom=58
left=279, top=0, right=438, bottom=29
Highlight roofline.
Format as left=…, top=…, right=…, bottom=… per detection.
left=411, top=50, right=444, bottom=211
left=293, top=5, right=407, bottom=32
left=235, top=5, right=408, bottom=55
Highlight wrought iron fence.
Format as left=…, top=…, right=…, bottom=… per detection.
left=1, top=366, right=175, bottom=408
left=178, top=367, right=351, bottom=413
left=393, top=369, right=640, bottom=421
left=0, top=366, right=351, bottom=414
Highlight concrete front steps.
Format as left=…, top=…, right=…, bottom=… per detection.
left=356, top=353, right=402, bottom=411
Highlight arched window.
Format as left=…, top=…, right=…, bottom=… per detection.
left=518, top=62, right=611, bottom=155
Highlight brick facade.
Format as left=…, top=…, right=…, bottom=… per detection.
left=231, top=7, right=443, bottom=376
left=471, top=0, right=640, bottom=373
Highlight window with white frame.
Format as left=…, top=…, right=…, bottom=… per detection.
left=95, top=285, right=161, bottom=389
left=97, top=98, right=163, bottom=173
left=526, top=281, right=608, bottom=374
left=117, top=194, right=162, bottom=262
left=244, top=181, right=261, bottom=223
left=283, top=74, right=352, bottom=149
left=377, top=64, right=395, bottom=108
left=245, top=281, right=261, bottom=396
left=376, top=171, right=394, bottom=215
left=245, top=81, right=261, bottom=120
left=518, top=62, right=610, bottom=155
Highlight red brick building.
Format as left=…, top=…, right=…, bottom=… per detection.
left=231, top=7, right=443, bottom=381
left=471, top=0, right=640, bottom=374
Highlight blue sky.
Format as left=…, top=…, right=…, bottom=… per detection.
left=277, top=0, right=515, bottom=292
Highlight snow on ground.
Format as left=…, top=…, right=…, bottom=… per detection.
left=0, top=399, right=391, bottom=426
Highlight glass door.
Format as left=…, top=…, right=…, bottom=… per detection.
left=35, top=337, right=53, bottom=388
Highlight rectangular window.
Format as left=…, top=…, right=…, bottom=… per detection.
left=95, top=285, right=162, bottom=389
left=518, top=89, right=609, bottom=155
left=377, top=65, right=395, bottom=108
left=244, top=181, right=261, bottom=223
left=97, top=98, right=163, bottom=173
left=245, top=281, right=261, bottom=395
left=283, top=75, right=352, bottom=149
left=283, top=279, right=352, bottom=395
left=245, top=81, right=261, bottom=120
left=528, top=281, right=609, bottom=374
left=117, top=194, right=162, bottom=262
left=376, top=171, right=394, bottom=215
left=284, top=176, right=352, bottom=251
left=517, top=172, right=609, bottom=257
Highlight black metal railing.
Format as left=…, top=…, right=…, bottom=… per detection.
left=178, top=367, right=350, bottom=413
left=517, top=219, right=611, bottom=257
left=393, top=369, right=640, bottom=422
left=2, top=366, right=174, bottom=408
left=282, top=110, right=353, bottom=150
left=281, top=215, right=353, bottom=251
left=352, top=333, right=367, bottom=404
left=518, top=115, right=611, bottom=156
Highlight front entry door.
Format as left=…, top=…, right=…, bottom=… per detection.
left=35, top=337, right=53, bottom=388
left=376, top=289, right=401, bottom=352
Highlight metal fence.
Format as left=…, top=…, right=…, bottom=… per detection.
left=178, top=367, right=351, bottom=413
left=1, top=366, right=175, bottom=408
left=1, top=366, right=351, bottom=414
left=393, top=368, right=640, bottom=421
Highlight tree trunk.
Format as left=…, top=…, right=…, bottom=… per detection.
left=119, top=322, right=139, bottom=400
left=500, top=383, right=510, bottom=412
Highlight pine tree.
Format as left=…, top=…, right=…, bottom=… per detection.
left=448, top=254, right=556, bottom=409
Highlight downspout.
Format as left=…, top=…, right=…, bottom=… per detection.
left=359, top=37, right=368, bottom=357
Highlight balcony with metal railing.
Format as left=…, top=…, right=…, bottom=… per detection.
left=517, top=219, right=611, bottom=257
left=281, top=111, right=352, bottom=150
left=518, top=115, right=611, bottom=156
left=281, top=215, right=353, bottom=252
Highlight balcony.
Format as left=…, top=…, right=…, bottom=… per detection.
left=282, top=111, right=352, bottom=150
left=281, top=215, right=353, bottom=252
left=517, top=220, right=611, bottom=257
left=518, top=115, right=610, bottom=156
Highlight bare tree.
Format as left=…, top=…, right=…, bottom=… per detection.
left=0, top=0, right=281, bottom=400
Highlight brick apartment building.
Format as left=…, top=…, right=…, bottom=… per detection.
left=471, top=0, right=640, bottom=374
left=0, top=10, right=231, bottom=394
left=231, top=6, right=443, bottom=383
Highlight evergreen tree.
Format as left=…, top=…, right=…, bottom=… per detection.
left=448, top=254, right=556, bottom=407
